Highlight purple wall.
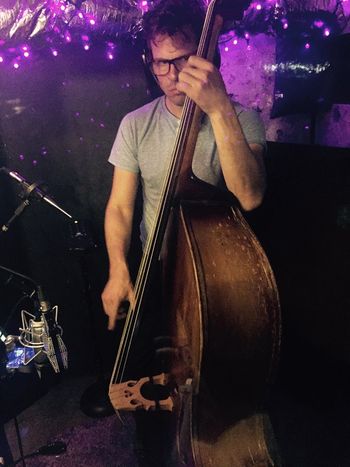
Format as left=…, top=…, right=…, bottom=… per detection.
left=220, top=33, right=350, bottom=147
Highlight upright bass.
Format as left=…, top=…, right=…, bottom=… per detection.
left=109, top=0, right=281, bottom=465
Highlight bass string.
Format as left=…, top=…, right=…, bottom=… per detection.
left=110, top=0, right=218, bottom=385
left=110, top=98, right=196, bottom=385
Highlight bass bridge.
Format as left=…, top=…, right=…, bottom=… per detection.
left=109, top=372, right=175, bottom=412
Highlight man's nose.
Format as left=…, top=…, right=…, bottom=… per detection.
left=168, top=62, right=179, bottom=79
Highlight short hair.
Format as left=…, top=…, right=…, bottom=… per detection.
left=142, top=0, right=206, bottom=45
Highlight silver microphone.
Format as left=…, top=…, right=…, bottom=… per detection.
left=18, top=286, right=68, bottom=374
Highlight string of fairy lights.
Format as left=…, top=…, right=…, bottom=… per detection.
left=0, top=0, right=347, bottom=71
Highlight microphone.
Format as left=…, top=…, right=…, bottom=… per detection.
left=0, top=167, right=72, bottom=219
left=19, top=285, right=68, bottom=374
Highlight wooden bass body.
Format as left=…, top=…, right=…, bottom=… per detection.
left=161, top=196, right=281, bottom=466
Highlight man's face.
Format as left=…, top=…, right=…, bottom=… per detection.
left=149, top=32, right=197, bottom=111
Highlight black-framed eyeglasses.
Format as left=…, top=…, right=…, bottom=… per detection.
left=150, top=51, right=197, bottom=76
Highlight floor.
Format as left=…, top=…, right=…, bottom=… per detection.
left=3, top=344, right=350, bottom=466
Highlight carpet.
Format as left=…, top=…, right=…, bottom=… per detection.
left=25, top=414, right=138, bottom=467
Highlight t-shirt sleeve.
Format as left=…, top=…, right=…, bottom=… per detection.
left=236, top=107, right=267, bottom=151
left=108, top=114, right=140, bottom=173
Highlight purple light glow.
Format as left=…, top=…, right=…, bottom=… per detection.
left=324, top=28, right=331, bottom=37
left=13, top=62, right=19, bottom=69
left=140, top=0, right=149, bottom=12
left=23, top=51, right=30, bottom=58
left=282, top=19, right=288, bottom=29
left=313, top=20, right=324, bottom=28
left=52, top=49, right=58, bottom=56
left=256, top=4, right=262, bottom=10
left=305, top=43, right=311, bottom=49
left=19, top=154, right=24, bottom=160
left=89, top=19, right=96, bottom=26
left=233, top=39, right=238, bottom=45
left=84, top=44, right=90, bottom=51
left=224, top=46, right=229, bottom=52
left=107, top=53, right=114, bottom=60
left=0, top=57, right=3, bottom=63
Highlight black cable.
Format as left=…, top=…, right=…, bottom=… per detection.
left=2, top=294, right=33, bottom=331
left=0, top=266, right=37, bottom=291
left=9, top=441, right=67, bottom=466
left=13, top=417, right=25, bottom=467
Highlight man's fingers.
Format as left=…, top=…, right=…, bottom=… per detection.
left=108, top=313, right=117, bottom=331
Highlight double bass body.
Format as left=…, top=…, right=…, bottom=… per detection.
left=161, top=188, right=281, bottom=466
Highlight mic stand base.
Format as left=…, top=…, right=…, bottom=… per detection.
left=80, top=378, right=114, bottom=418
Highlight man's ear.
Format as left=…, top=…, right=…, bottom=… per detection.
left=141, top=48, right=163, bottom=98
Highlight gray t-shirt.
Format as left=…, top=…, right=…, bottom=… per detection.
left=109, top=96, right=265, bottom=245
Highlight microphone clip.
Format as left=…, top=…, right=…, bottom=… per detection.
left=18, top=307, right=68, bottom=374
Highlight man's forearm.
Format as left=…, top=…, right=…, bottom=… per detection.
left=209, top=102, right=266, bottom=211
left=104, top=204, right=134, bottom=277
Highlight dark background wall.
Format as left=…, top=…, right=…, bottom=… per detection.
left=0, top=40, right=150, bottom=374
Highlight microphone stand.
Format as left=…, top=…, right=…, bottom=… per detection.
left=67, top=220, right=114, bottom=418
left=0, top=168, right=72, bottom=233
left=2, top=198, right=30, bottom=233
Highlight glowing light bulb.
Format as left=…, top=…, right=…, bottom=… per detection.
left=89, top=19, right=96, bottom=26
left=224, top=46, right=229, bottom=52
left=305, top=43, right=310, bottom=49
left=0, top=56, right=4, bottom=63
left=84, top=44, right=90, bottom=51
left=324, top=28, right=330, bottom=37
left=313, top=20, right=324, bottom=28
left=233, top=39, right=238, bottom=45
left=256, top=4, right=262, bottom=10
left=52, top=49, right=58, bottom=57
left=13, top=62, right=19, bottom=69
